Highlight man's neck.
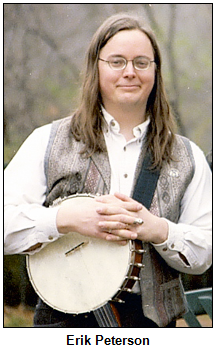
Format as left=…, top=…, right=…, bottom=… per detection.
left=104, top=104, right=147, bottom=141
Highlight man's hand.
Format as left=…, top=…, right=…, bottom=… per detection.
left=96, top=192, right=168, bottom=244
left=56, top=194, right=143, bottom=245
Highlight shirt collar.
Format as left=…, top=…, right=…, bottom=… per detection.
left=101, top=106, right=150, bottom=139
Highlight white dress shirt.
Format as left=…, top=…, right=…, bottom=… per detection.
left=4, top=113, right=212, bottom=276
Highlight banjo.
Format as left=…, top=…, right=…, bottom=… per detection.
left=26, top=194, right=145, bottom=327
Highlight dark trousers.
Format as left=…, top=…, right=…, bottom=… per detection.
left=33, top=294, right=176, bottom=328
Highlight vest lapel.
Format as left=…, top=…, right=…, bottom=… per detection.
left=90, top=150, right=111, bottom=195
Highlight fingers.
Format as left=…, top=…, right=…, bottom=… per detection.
left=113, top=192, right=133, bottom=202
left=98, top=220, right=138, bottom=241
left=105, top=230, right=137, bottom=242
left=98, top=216, right=143, bottom=230
left=94, top=194, right=145, bottom=243
left=96, top=199, right=144, bottom=242
left=108, top=239, right=128, bottom=246
left=114, top=192, right=143, bottom=210
left=99, top=220, right=129, bottom=231
left=96, top=205, right=139, bottom=218
left=96, top=193, right=143, bottom=212
left=96, top=208, right=143, bottom=228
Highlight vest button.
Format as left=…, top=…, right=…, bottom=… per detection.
left=75, top=172, right=82, bottom=181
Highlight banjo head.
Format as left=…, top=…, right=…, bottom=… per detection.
left=26, top=195, right=132, bottom=314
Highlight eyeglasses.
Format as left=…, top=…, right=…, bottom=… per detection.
left=98, top=56, right=155, bottom=71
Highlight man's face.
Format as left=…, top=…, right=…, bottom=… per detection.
left=98, top=29, right=155, bottom=113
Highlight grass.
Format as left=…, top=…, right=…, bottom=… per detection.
left=4, top=305, right=34, bottom=328
left=176, top=314, right=212, bottom=328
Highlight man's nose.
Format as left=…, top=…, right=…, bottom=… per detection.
left=122, top=61, right=136, bottom=78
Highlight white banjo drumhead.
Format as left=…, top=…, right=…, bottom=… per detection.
left=27, top=196, right=132, bottom=314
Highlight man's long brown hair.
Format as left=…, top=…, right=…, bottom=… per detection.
left=71, top=13, right=176, bottom=169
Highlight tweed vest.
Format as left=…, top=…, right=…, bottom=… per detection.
left=44, top=116, right=195, bottom=327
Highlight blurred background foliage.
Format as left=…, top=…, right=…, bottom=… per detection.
left=4, top=3, right=212, bottom=164
left=4, top=4, right=212, bottom=314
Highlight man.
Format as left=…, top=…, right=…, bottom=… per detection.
left=4, top=14, right=212, bottom=327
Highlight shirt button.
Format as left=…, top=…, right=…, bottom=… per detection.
left=111, top=121, right=115, bottom=127
left=171, top=243, right=175, bottom=249
left=48, top=235, right=54, bottom=241
left=124, top=174, right=128, bottom=178
left=162, top=247, right=168, bottom=251
left=123, top=146, right=126, bottom=151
